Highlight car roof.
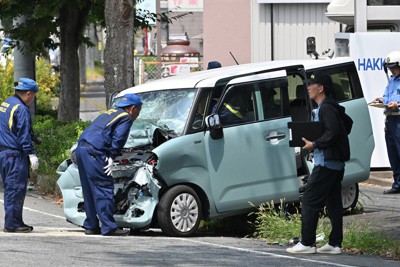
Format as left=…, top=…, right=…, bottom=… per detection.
left=119, top=57, right=353, bottom=96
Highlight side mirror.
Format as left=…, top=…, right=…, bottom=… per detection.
left=306, top=37, right=316, bottom=55
left=205, top=114, right=223, bottom=140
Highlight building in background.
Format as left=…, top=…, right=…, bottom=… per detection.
left=203, top=0, right=341, bottom=66
left=166, top=0, right=203, bottom=56
left=139, top=1, right=339, bottom=66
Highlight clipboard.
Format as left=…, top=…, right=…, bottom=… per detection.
left=368, top=102, right=387, bottom=109
left=287, top=121, right=323, bottom=147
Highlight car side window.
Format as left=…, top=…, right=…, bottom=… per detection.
left=259, top=77, right=289, bottom=120
left=191, top=92, right=211, bottom=130
left=217, top=84, right=255, bottom=127
left=288, top=74, right=308, bottom=122
left=261, top=86, right=282, bottom=119
left=330, top=71, right=353, bottom=101
left=308, top=64, right=358, bottom=104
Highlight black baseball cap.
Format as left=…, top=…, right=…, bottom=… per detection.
left=308, top=71, right=333, bottom=96
left=308, top=71, right=333, bottom=87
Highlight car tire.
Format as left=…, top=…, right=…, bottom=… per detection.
left=342, top=183, right=359, bottom=212
left=157, top=185, right=202, bottom=237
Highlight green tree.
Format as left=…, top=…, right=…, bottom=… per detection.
left=0, top=0, right=189, bottom=120
left=0, top=0, right=103, bottom=122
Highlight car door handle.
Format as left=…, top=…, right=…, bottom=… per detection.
left=265, top=131, right=286, bottom=142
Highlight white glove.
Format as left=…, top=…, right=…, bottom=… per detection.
left=104, top=157, right=114, bottom=176
left=29, top=154, right=39, bottom=171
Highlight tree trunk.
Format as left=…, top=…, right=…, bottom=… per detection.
left=58, top=3, right=91, bottom=122
left=104, top=0, right=135, bottom=106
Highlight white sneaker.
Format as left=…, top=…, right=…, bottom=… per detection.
left=317, top=243, right=342, bottom=254
left=286, top=242, right=316, bottom=254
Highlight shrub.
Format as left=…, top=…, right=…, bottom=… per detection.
left=0, top=57, right=59, bottom=106
left=0, top=59, right=14, bottom=101
left=36, top=57, right=60, bottom=100
left=32, top=111, right=90, bottom=194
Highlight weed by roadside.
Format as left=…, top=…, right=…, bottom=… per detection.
left=250, top=200, right=400, bottom=260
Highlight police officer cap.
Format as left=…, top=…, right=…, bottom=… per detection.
left=115, top=93, right=142, bottom=107
left=13, top=78, right=38, bottom=92
left=207, top=61, right=222, bottom=70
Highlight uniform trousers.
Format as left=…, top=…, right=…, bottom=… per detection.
left=0, top=150, right=29, bottom=229
left=76, top=143, right=118, bottom=235
left=385, top=116, right=400, bottom=189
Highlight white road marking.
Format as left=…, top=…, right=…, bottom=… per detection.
left=172, top=238, right=359, bottom=267
left=0, top=199, right=65, bottom=219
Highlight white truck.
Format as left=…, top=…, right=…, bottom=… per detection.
left=314, top=0, right=400, bottom=168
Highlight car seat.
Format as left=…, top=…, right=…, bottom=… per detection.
left=290, top=85, right=308, bottom=121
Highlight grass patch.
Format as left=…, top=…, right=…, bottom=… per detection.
left=343, top=224, right=400, bottom=259
left=249, top=200, right=400, bottom=259
left=249, top=200, right=303, bottom=244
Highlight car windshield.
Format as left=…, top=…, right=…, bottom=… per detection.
left=118, top=88, right=197, bottom=148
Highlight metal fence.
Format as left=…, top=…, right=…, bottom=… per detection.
left=134, top=57, right=205, bottom=85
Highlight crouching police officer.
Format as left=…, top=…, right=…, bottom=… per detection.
left=76, top=93, right=142, bottom=236
left=0, top=78, right=39, bottom=233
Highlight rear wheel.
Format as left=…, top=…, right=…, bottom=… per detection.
left=342, top=183, right=359, bottom=212
left=157, top=185, right=202, bottom=237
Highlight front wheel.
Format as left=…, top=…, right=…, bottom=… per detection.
left=157, top=185, right=202, bottom=237
left=342, top=183, right=359, bottom=212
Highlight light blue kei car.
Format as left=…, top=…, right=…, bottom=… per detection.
left=57, top=58, right=374, bottom=237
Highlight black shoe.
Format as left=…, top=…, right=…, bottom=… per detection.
left=383, top=188, right=400, bottom=194
left=22, top=224, right=34, bottom=231
left=3, top=226, right=33, bottom=233
left=85, top=228, right=101, bottom=235
left=104, top=228, right=129, bottom=236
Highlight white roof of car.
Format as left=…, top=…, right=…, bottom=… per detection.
left=119, top=57, right=353, bottom=96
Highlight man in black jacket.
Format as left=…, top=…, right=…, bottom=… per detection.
left=286, top=72, right=350, bottom=255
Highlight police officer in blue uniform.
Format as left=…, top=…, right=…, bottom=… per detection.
left=76, top=93, right=142, bottom=236
left=0, top=78, right=39, bottom=233
left=373, top=51, right=400, bottom=194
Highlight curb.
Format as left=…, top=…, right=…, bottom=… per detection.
left=364, top=171, right=392, bottom=187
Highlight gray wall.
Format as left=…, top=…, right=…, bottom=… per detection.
left=251, top=2, right=341, bottom=62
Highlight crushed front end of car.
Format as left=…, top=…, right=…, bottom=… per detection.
left=57, top=88, right=196, bottom=231
left=57, top=145, right=162, bottom=230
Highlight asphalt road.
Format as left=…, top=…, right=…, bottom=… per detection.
left=0, top=182, right=399, bottom=267
left=79, top=80, right=107, bottom=121
left=1, top=82, right=399, bottom=266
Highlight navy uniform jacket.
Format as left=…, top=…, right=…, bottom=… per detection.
left=0, top=94, right=36, bottom=155
left=79, top=108, right=133, bottom=159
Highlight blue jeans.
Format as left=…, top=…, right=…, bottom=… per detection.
left=301, top=166, right=344, bottom=247
left=385, top=116, right=400, bottom=189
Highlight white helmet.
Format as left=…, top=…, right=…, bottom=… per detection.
left=384, top=51, right=400, bottom=69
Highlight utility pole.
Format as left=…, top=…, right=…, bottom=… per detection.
left=354, top=0, right=367, bottom=32
left=156, top=0, right=162, bottom=63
